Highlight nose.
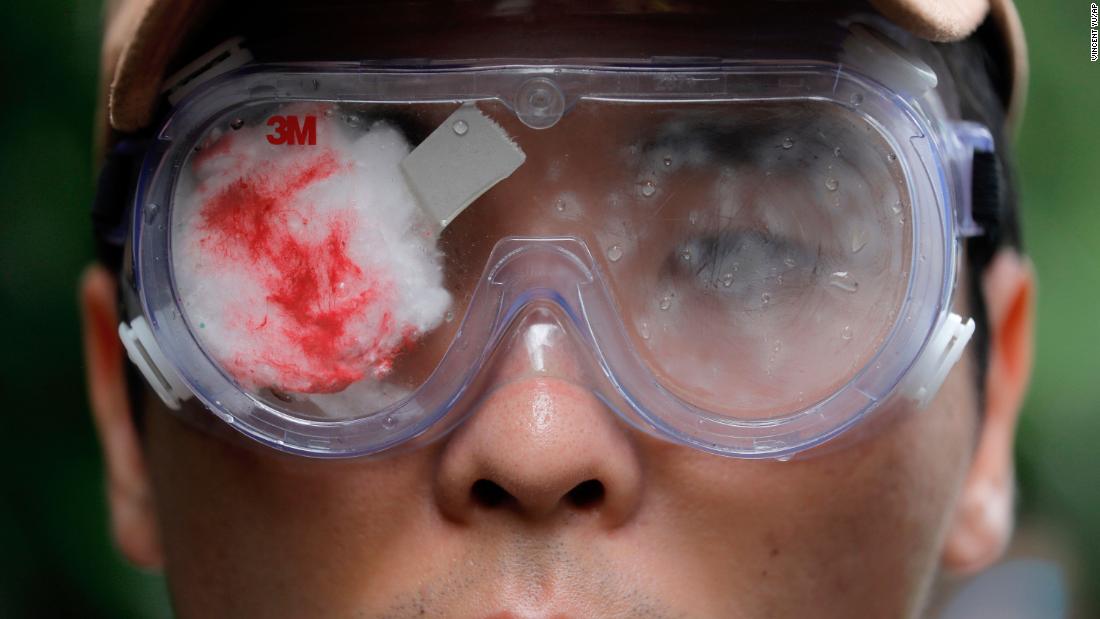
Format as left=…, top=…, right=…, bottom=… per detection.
left=433, top=309, right=643, bottom=526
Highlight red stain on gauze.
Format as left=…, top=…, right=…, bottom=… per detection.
left=173, top=108, right=451, bottom=395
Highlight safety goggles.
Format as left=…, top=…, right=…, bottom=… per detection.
left=116, top=26, right=993, bottom=459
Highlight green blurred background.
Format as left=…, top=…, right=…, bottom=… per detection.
left=0, top=1, right=1096, bottom=616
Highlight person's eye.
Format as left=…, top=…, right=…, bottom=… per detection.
left=667, top=230, right=818, bottom=307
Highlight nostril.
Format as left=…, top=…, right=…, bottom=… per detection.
left=469, top=478, right=606, bottom=511
left=565, top=479, right=605, bottom=509
left=471, top=478, right=514, bottom=508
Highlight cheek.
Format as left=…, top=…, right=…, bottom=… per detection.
left=634, top=373, right=976, bottom=616
left=145, top=407, right=450, bottom=615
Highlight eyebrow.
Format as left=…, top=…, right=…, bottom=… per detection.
left=638, top=110, right=829, bottom=168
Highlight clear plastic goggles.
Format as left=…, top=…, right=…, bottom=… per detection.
left=121, top=39, right=991, bottom=459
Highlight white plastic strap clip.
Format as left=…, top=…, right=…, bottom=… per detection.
left=162, top=36, right=253, bottom=106
left=901, top=312, right=976, bottom=409
left=118, top=316, right=193, bottom=410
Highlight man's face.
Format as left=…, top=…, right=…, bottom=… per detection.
left=140, top=357, right=978, bottom=617
left=82, top=6, right=1035, bottom=618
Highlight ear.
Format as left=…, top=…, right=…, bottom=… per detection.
left=79, top=264, right=164, bottom=570
left=942, top=250, right=1036, bottom=574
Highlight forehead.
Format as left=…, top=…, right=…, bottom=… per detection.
left=169, top=0, right=875, bottom=69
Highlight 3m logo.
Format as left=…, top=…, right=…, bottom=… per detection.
left=266, top=115, right=317, bottom=145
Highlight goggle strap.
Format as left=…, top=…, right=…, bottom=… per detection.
left=970, top=149, right=1004, bottom=238
left=119, top=316, right=193, bottom=411
left=91, top=138, right=149, bottom=272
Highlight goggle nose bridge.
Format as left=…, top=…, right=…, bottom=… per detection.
left=478, top=235, right=602, bottom=343
left=416, top=235, right=663, bottom=445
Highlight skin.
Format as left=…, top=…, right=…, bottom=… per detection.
left=81, top=8, right=1036, bottom=618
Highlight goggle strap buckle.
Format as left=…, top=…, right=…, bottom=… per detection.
left=118, top=316, right=193, bottom=411
left=952, top=121, right=996, bottom=238
left=901, top=312, right=975, bottom=409
left=162, top=36, right=253, bottom=107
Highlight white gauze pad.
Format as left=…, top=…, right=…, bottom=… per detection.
left=172, top=105, right=452, bottom=395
